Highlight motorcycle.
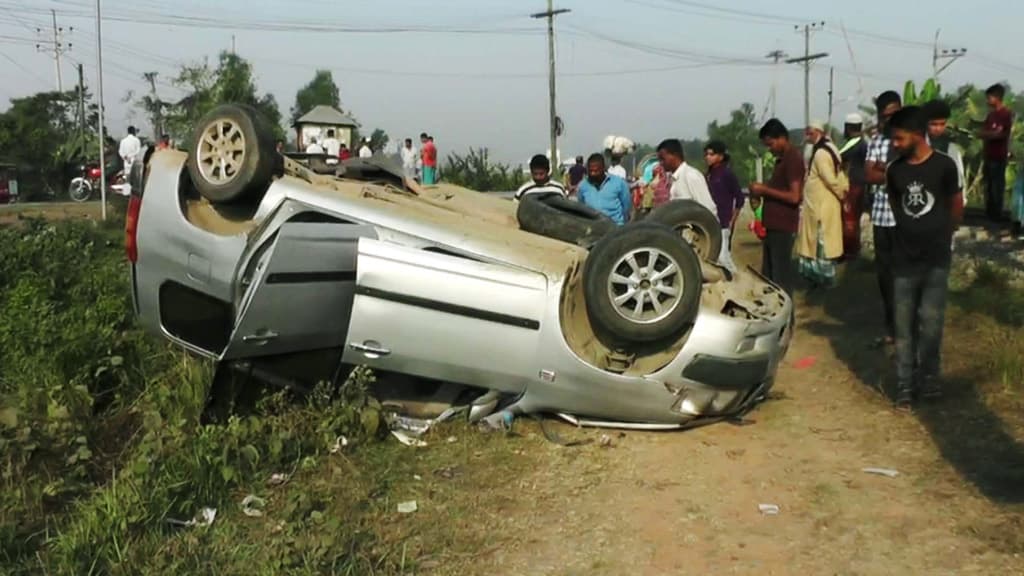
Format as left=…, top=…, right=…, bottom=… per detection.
left=68, top=163, right=127, bottom=203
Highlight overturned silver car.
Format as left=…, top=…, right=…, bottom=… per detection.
left=127, top=104, right=792, bottom=428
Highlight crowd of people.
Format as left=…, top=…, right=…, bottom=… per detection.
left=516, top=83, right=1018, bottom=411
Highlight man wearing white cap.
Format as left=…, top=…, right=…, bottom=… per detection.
left=839, top=113, right=868, bottom=259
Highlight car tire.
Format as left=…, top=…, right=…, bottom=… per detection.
left=645, top=200, right=723, bottom=262
left=584, top=222, right=702, bottom=350
left=187, top=104, right=278, bottom=204
left=516, top=193, right=616, bottom=247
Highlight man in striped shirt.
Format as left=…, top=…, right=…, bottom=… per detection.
left=515, top=154, right=568, bottom=201
left=865, top=90, right=902, bottom=347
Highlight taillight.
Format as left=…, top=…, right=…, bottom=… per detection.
left=125, top=194, right=142, bottom=263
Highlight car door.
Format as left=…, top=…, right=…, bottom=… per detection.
left=343, top=238, right=549, bottom=395
left=221, top=221, right=377, bottom=360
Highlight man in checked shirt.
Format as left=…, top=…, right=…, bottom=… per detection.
left=865, top=90, right=903, bottom=348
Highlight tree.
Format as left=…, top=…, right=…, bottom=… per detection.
left=165, top=51, right=283, bottom=144
left=0, top=90, right=103, bottom=198
left=291, top=70, right=342, bottom=124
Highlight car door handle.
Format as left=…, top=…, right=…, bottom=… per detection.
left=349, top=341, right=391, bottom=358
left=242, top=330, right=279, bottom=344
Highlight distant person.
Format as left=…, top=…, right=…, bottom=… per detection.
left=305, top=137, right=324, bottom=154
left=749, top=119, right=804, bottom=294
left=838, top=113, right=867, bottom=259
left=515, top=154, right=568, bottom=201
left=703, top=140, right=745, bottom=272
left=565, top=155, right=586, bottom=196
left=925, top=99, right=967, bottom=250
left=656, top=138, right=717, bottom=217
left=420, top=133, right=438, bottom=185
left=797, top=121, right=848, bottom=289
left=885, top=106, right=963, bottom=409
left=865, top=90, right=902, bottom=347
left=156, top=134, right=171, bottom=151
left=358, top=138, right=373, bottom=159
left=607, top=154, right=627, bottom=180
left=119, top=126, right=141, bottom=175
left=339, top=143, right=352, bottom=161
left=322, top=129, right=342, bottom=158
left=400, top=138, right=418, bottom=181
left=275, top=139, right=285, bottom=154
left=578, top=153, right=631, bottom=225
left=979, top=83, right=1013, bottom=222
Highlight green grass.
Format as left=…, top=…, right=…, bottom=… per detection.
left=0, top=217, right=538, bottom=575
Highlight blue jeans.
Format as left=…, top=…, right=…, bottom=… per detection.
left=893, top=265, right=950, bottom=393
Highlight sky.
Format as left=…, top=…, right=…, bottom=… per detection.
left=0, top=0, right=1021, bottom=164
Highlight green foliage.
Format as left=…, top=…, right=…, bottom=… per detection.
left=443, top=148, right=523, bottom=191
left=0, top=218, right=386, bottom=574
left=165, top=51, right=284, bottom=144
left=291, top=70, right=342, bottom=124
left=903, top=78, right=942, bottom=106
left=0, top=90, right=102, bottom=199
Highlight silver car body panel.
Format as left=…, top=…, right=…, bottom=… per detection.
left=133, top=150, right=793, bottom=425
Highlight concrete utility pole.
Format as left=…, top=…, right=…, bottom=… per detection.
left=932, top=29, right=967, bottom=79
left=787, top=22, right=828, bottom=128
left=531, top=1, right=570, bottom=175
left=95, top=0, right=106, bottom=220
left=765, top=49, right=789, bottom=118
left=36, top=9, right=72, bottom=91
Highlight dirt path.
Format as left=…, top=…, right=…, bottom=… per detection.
left=448, top=236, right=1023, bottom=575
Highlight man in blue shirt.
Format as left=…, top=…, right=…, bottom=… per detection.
left=578, top=153, right=632, bottom=225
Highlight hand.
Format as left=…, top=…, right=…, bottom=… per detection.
left=748, top=182, right=765, bottom=196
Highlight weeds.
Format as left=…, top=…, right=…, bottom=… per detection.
left=0, top=218, right=401, bottom=574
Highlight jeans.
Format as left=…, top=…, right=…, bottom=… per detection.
left=762, top=229, right=795, bottom=294
left=893, top=265, right=950, bottom=393
left=873, top=226, right=896, bottom=338
left=983, top=159, right=1007, bottom=221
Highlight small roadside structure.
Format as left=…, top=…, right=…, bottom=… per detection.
left=293, top=105, right=358, bottom=151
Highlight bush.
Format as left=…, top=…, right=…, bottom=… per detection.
left=442, top=148, right=523, bottom=191
left=0, top=218, right=381, bottom=573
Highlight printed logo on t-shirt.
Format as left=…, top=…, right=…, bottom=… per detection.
left=902, top=181, right=935, bottom=219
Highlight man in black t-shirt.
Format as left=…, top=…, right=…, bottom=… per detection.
left=885, top=106, right=964, bottom=410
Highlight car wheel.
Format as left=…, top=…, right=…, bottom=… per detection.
left=584, top=222, right=702, bottom=350
left=645, top=200, right=723, bottom=262
left=187, top=104, right=278, bottom=204
left=516, top=193, right=616, bottom=247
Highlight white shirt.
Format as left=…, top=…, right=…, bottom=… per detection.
left=669, top=162, right=718, bottom=219
left=119, top=134, right=141, bottom=163
left=305, top=142, right=324, bottom=154
left=515, top=179, right=568, bottom=201
left=359, top=145, right=373, bottom=159
left=322, top=137, right=341, bottom=157
left=608, top=164, right=627, bottom=180
left=401, top=146, right=418, bottom=169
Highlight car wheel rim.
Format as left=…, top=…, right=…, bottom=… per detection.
left=678, top=224, right=710, bottom=260
left=607, top=248, right=684, bottom=325
left=196, top=119, right=246, bottom=186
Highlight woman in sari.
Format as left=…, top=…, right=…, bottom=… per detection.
left=797, top=121, right=849, bottom=288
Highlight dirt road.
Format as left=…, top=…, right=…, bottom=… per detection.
left=425, top=233, right=1023, bottom=575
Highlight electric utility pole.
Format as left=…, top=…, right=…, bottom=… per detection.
left=36, top=9, right=72, bottom=91
left=531, top=1, right=570, bottom=175
left=932, top=29, right=967, bottom=79
left=77, top=63, right=85, bottom=146
left=787, top=22, right=828, bottom=128
left=95, top=0, right=107, bottom=220
left=765, top=49, right=788, bottom=118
